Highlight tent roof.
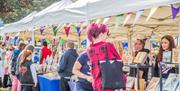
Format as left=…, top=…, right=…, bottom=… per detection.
left=30, top=0, right=179, bottom=27
left=0, top=0, right=180, bottom=42
left=6, top=5, right=179, bottom=42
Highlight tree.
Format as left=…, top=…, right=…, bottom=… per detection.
left=0, top=0, right=61, bottom=24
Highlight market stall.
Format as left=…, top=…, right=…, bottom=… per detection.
left=0, top=0, right=180, bottom=91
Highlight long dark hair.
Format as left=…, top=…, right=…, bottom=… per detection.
left=20, top=45, right=34, bottom=65
left=157, top=35, right=175, bottom=61
left=18, top=43, right=26, bottom=50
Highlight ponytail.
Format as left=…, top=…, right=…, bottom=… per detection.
left=20, top=50, right=31, bottom=65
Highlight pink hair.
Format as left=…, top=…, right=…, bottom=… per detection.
left=87, top=23, right=109, bottom=43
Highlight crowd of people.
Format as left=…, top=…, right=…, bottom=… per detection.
left=0, top=23, right=178, bottom=91
left=0, top=41, right=52, bottom=91
left=58, top=23, right=179, bottom=91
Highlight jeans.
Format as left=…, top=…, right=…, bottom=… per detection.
left=75, top=82, right=93, bottom=91
left=60, top=77, right=70, bottom=91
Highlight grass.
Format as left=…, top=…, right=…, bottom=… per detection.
left=0, top=87, right=11, bottom=91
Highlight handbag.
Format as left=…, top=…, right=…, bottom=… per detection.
left=98, top=45, right=125, bottom=90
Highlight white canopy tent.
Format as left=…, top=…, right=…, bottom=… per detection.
left=0, top=11, right=37, bottom=33
left=34, top=0, right=72, bottom=17
left=24, top=0, right=180, bottom=28
left=0, top=0, right=180, bottom=79
left=1, top=0, right=180, bottom=33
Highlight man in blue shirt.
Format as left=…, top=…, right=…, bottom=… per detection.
left=59, top=42, right=78, bottom=91
left=73, top=52, right=93, bottom=91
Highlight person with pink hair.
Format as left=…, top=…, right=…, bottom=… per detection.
left=86, top=23, right=126, bottom=91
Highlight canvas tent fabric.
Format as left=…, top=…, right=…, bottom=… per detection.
left=1, top=0, right=180, bottom=33
left=0, top=11, right=37, bottom=33
left=22, top=0, right=180, bottom=28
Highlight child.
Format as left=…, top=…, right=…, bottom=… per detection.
left=34, top=51, right=40, bottom=64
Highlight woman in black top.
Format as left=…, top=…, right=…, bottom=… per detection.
left=129, top=39, right=150, bottom=81
left=19, top=45, right=38, bottom=91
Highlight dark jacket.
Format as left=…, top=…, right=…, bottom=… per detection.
left=19, top=60, right=34, bottom=85
left=10, top=48, right=21, bottom=76
left=59, top=49, right=78, bottom=77
left=129, top=48, right=150, bottom=81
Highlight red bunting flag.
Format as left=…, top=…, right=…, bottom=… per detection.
left=64, top=26, right=71, bottom=37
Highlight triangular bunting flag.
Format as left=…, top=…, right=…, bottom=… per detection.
left=6, top=36, right=10, bottom=41
left=171, top=4, right=180, bottom=19
left=52, top=25, right=59, bottom=36
left=133, top=10, right=144, bottom=26
left=103, top=16, right=111, bottom=24
left=64, top=26, right=71, bottom=37
left=0, top=36, right=2, bottom=40
left=76, top=26, right=81, bottom=37
left=40, top=26, right=45, bottom=35
left=146, top=7, right=158, bottom=22
left=35, top=37, right=39, bottom=43
left=115, top=14, right=124, bottom=30
left=96, top=18, right=102, bottom=24
left=60, top=39, right=65, bottom=45
left=123, top=13, right=132, bottom=26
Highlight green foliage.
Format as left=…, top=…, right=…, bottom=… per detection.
left=1, top=0, right=61, bottom=24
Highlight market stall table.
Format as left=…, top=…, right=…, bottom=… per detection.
left=159, top=62, right=179, bottom=91
left=124, top=63, right=153, bottom=90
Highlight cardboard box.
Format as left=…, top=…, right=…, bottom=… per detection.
left=172, top=48, right=178, bottom=63
left=146, top=77, right=160, bottom=91
left=134, top=78, right=145, bottom=91
left=126, top=76, right=135, bottom=89
left=134, top=52, right=147, bottom=64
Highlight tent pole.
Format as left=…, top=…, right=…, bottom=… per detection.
left=127, top=27, right=133, bottom=56
left=32, top=30, right=35, bottom=46
left=178, top=18, right=180, bottom=89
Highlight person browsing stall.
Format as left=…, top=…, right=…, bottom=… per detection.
left=59, top=41, right=78, bottom=91
left=73, top=51, right=93, bottom=91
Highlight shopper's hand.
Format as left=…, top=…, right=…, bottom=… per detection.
left=71, top=75, right=78, bottom=80
left=85, top=76, right=92, bottom=82
left=34, top=83, right=37, bottom=87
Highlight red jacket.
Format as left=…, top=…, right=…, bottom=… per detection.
left=40, top=47, right=52, bottom=64
left=87, top=41, right=123, bottom=91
